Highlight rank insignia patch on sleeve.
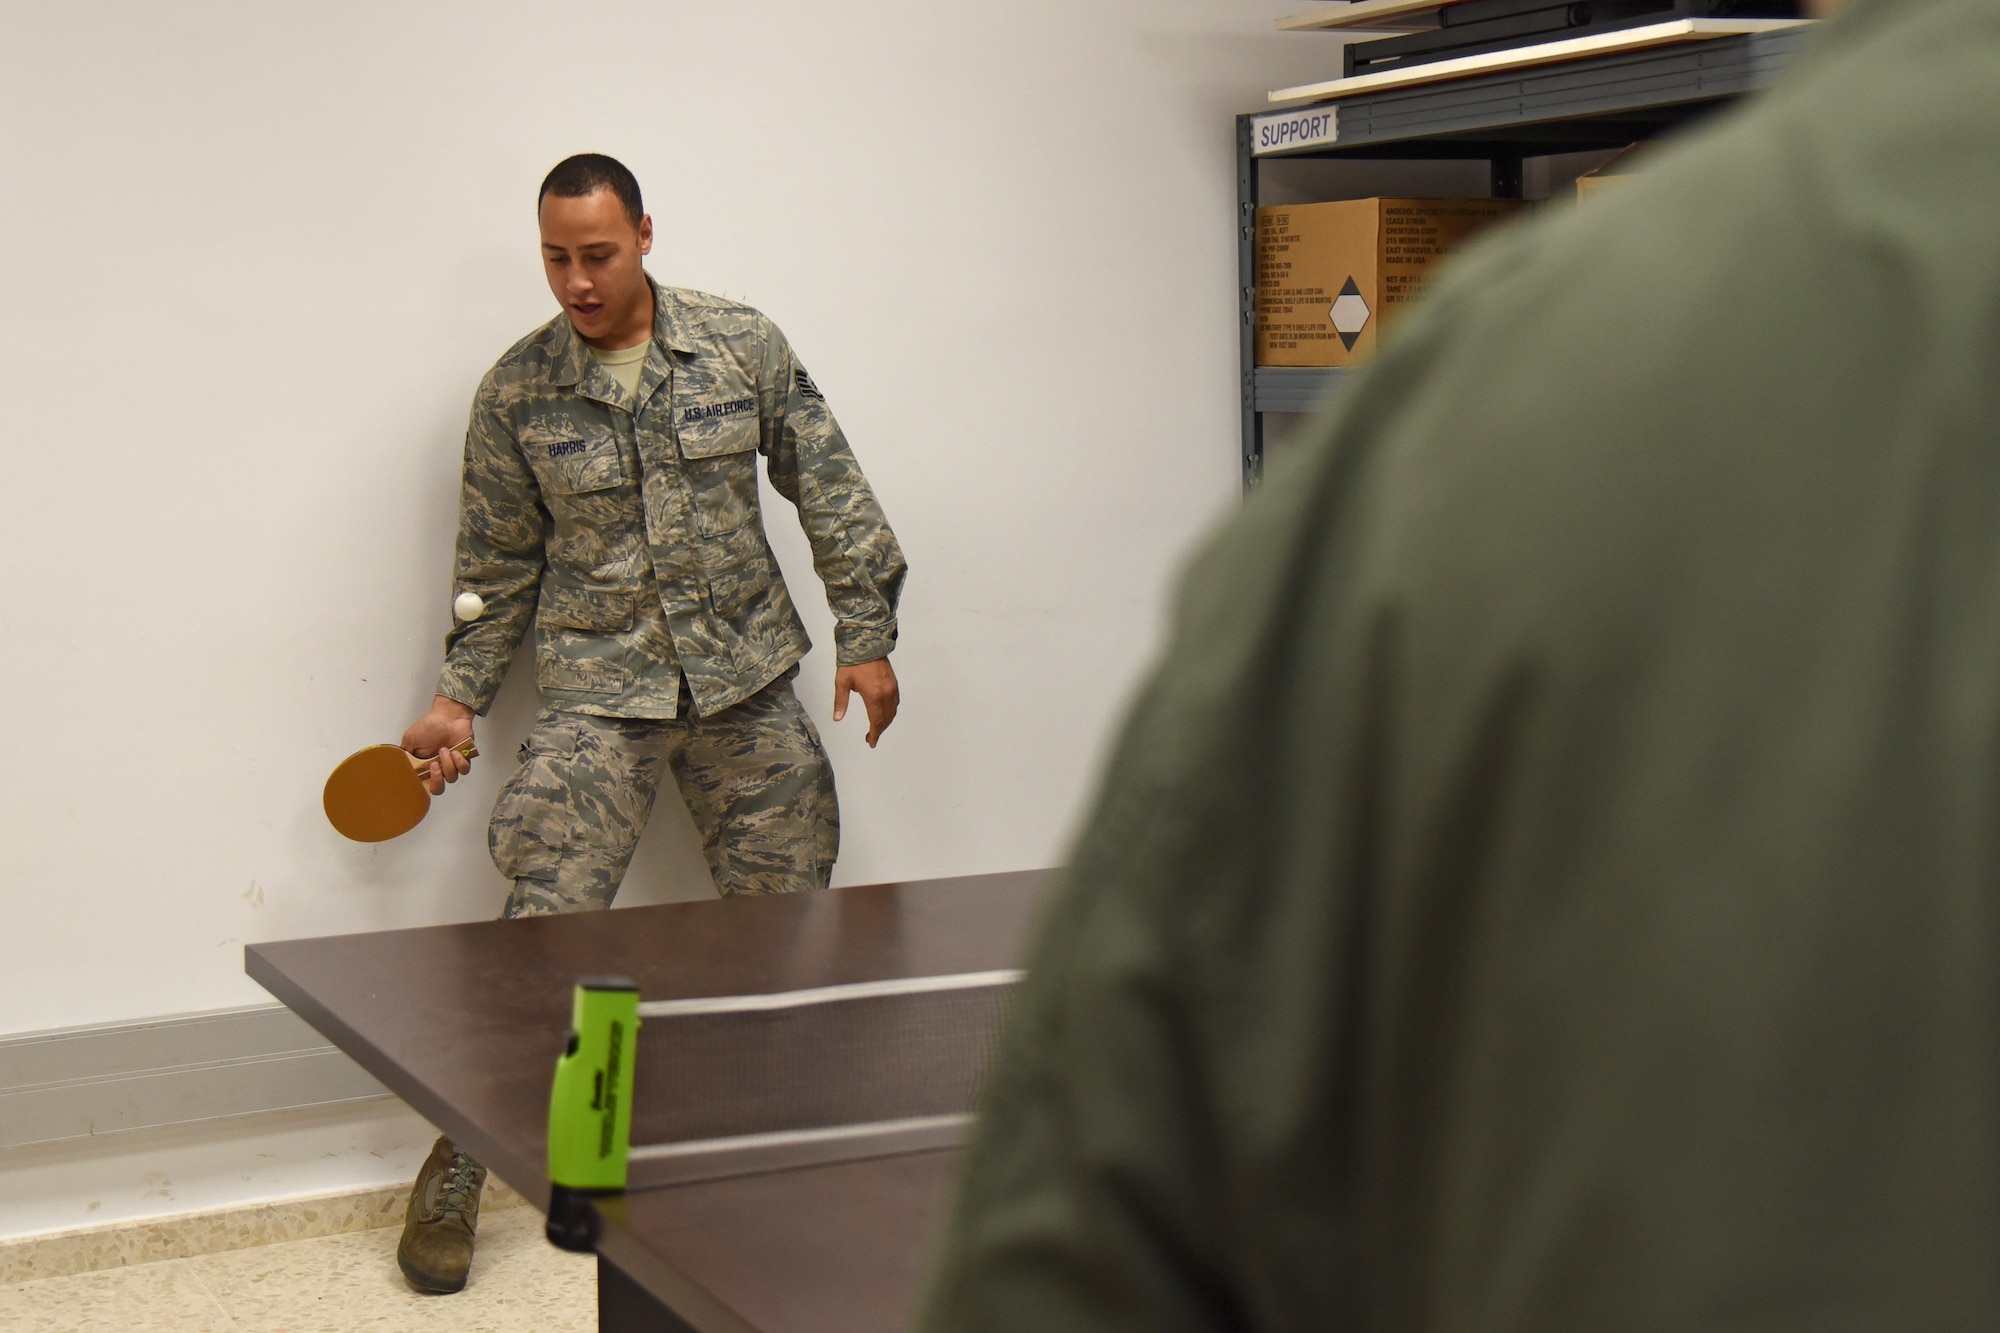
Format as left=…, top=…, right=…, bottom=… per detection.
left=794, top=366, right=825, bottom=401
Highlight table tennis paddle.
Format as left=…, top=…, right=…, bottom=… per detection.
left=323, top=736, right=479, bottom=843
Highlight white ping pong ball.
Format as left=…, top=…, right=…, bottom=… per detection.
left=453, top=592, right=486, bottom=622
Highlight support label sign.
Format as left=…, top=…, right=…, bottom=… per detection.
left=1252, top=107, right=1338, bottom=156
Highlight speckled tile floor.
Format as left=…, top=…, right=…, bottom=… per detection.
left=0, top=1204, right=594, bottom=1332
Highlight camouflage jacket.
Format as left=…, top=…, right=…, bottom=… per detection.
left=435, top=280, right=906, bottom=719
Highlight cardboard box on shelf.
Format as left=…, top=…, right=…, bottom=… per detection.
left=1255, top=197, right=1522, bottom=367
left=1575, top=144, right=1646, bottom=200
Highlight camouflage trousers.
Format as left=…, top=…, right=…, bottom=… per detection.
left=487, top=672, right=839, bottom=916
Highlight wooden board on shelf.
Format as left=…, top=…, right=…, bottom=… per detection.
left=1268, top=16, right=1809, bottom=104
left=1277, top=0, right=1477, bottom=35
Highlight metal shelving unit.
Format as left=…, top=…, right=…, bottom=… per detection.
left=1238, top=26, right=1811, bottom=487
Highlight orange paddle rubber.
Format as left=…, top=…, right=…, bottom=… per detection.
left=323, top=736, right=479, bottom=843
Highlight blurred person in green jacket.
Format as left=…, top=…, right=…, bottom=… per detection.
left=919, top=0, right=2000, bottom=1326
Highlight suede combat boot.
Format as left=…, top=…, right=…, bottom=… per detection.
left=397, top=1136, right=488, bottom=1294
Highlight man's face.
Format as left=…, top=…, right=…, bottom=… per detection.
left=538, top=188, right=654, bottom=347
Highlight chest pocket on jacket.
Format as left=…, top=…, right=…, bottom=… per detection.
left=538, top=582, right=636, bottom=633
left=678, top=419, right=760, bottom=537
left=522, top=427, right=626, bottom=496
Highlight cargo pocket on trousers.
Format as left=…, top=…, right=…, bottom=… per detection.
left=486, top=721, right=579, bottom=882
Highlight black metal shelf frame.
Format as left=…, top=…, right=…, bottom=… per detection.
left=1237, top=27, right=1810, bottom=488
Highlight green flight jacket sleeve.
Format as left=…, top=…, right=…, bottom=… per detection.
left=914, top=453, right=1353, bottom=1331
left=435, top=374, right=547, bottom=713
left=757, top=321, right=907, bottom=667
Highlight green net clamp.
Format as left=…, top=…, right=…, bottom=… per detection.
left=545, top=975, right=639, bottom=1252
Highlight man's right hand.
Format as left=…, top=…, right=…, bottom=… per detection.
left=403, top=696, right=477, bottom=795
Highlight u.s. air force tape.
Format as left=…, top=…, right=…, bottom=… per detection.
left=794, top=366, right=824, bottom=401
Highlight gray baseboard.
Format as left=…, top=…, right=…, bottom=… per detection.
left=0, top=1005, right=388, bottom=1150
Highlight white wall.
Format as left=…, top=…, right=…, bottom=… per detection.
left=0, top=1, right=1342, bottom=1037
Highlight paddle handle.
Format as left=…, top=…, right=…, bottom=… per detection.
left=408, top=736, right=479, bottom=772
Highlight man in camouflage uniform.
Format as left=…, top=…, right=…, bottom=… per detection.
left=391, top=153, right=906, bottom=1294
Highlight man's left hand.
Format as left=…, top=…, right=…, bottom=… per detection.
left=833, top=658, right=900, bottom=748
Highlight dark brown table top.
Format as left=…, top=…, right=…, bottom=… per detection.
left=245, top=869, right=1053, bottom=1331
left=595, top=1148, right=963, bottom=1333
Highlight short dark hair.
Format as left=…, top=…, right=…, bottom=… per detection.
left=538, top=154, right=644, bottom=227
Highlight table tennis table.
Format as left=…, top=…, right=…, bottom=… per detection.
left=245, top=869, right=1052, bottom=1332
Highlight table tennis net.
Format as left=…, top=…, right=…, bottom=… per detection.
left=626, top=971, right=1020, bottom=1154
